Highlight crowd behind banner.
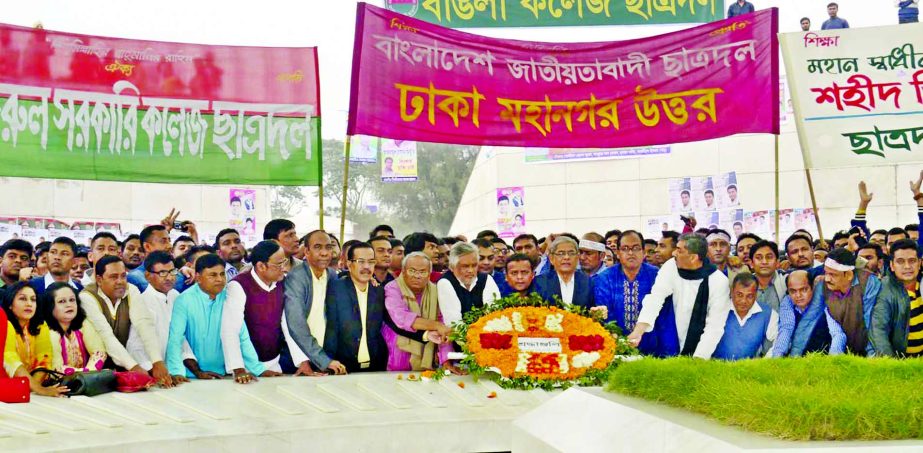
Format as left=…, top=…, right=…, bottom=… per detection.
left=1, top=172, right=922, bottom=398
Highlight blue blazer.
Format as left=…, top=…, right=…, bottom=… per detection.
left=29, top=277, right=83, bottom=299
left=322, top=277, right=388, bottom=373
left=534, top=271, right=595, bottom=308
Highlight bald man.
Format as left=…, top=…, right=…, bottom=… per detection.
left=770, top=270, right=845, bottom=357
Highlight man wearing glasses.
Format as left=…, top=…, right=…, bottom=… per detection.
left=534, top=236, right=595, bottom=308
left=222, top=241, right=291, bottom=376
left=594, top=231, right=662, bottom=355
left=130, top=250, right=193, bottom=381
left=322, top=242, right=389, bottom=373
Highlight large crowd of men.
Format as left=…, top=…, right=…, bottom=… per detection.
left=1, top=175, right=922, bottom=397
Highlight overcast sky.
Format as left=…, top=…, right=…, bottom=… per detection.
left=4, top=0, right=895, bottom=139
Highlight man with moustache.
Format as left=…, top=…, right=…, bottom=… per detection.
left=771, top=270, right=843, bottom=357
left=322, top=242, right=389, bottom=372
left=368, top=235, right=394, bottom=286
left=870, top=240, right=923, bottom=357
left=502, top=253, right=537, bottom=297
left=215, top=228, right=248, bottom=280
left=0, top=239, right=32, bottom=291
left=81, top=255, right=171, bottom=385
left=80, top=232, right=120, bottom=286
left=819, top=248, right=881, bottom=355
left=534, top=237, right=595, bottom=308
left=120, top=234, right=144, bottom=271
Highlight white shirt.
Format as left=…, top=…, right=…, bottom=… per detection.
left=636, top=258, right=732, bottom=359
left=356, top=284, right=370, bottom=366
left=44, top=273, right=79, bottom=290
left=558, top=273, right=576, bottom=306
left=437, top=275, right=501, bottom=326
left=128, top=285, right=194, bottom=370
left=222, top=269, right=283, bottom=372
left=730, top=302, right=779, bottom=344
left=80, top=284, right=160, bottom=370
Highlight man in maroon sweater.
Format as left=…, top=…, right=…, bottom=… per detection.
left=221, top=241, right=289, bottom=378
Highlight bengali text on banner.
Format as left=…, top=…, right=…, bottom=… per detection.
left=383, top=0, right=721, bottom=28
left=0, top=24, right=321, bottom=186
left=780, top=23, right=923, bottom=169
left=347, top=3, right=779, bottom=149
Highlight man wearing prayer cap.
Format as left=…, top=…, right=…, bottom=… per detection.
left=819, top=247, right=881, bottom=356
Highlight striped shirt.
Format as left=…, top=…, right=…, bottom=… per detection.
left=907, top=288, right=923, bottom=356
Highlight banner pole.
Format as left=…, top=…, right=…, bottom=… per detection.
left=317, top=119, right=325, bottom=231
left=804, top=168, right=825, bottom=247
left=774, top=134, right=780, bottom=241
left=339, top=136, right=352, bottom=242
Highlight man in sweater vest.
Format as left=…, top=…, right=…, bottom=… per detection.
left=771, top=270, right=844, bottom=357
left=821, top=248, right=881, bottom=356
left=79, top=255, right=171, bottom=385
left=322, top=242, right=389, bottom=372
left=222, top=241, right=290, bottom=377
left=870, top=239, right=923, bottom=357
left=713, top=273, right=778, bottom=360
left=437, top=242, right=501, bottom=327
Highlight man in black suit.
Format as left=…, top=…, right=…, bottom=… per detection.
left=535, top=236, right=595, bottom=308
left=322, top=242, right=388, bottom=373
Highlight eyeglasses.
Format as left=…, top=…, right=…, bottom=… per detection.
left=553, top=251, right=578, bottom=258
left=493, top=248, right=510, bottom=255
left=619, top=246, right=643, bottom=254
left=404, top=269, right=429, bottom=278
left=152, top=269, right=179, bottom=278
left=268, top=261, right=288, bottom=269
left=349, top=259, right=378, bottom=266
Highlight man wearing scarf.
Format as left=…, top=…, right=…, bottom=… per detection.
left=626, top=234, right=731, bottom=359
left=381, top=252, right=458, bottom=373
left=820, top=248, right=881, bottom=356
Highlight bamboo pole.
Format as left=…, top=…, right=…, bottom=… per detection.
left=774, top=134, right=780, bottom=241
left=339, top=136, right=352, bottom=241
left=317, top=119, right=325, bottom=230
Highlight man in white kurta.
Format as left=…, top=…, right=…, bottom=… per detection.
left=626, top=234, right=732, bottom=359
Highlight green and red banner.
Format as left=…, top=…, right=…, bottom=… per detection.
left=384, top=0, right=721, bottom=28
left=0, top=24, right=321, bottom=186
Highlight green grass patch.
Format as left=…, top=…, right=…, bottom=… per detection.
left=606, top=355, right=923, bottom=441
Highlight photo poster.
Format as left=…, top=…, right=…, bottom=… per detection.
left=381, top=139, right=419, bottom=182
left=670, top=172, right=739, bottom=215
left=497, top=187, right=525, bottom=239
left=94, top=222, right=122, bottom=235
left=350, top=135, right=380, bottom=164
left=229, top=188, right=258, bottom=239
left=695, top=211, right=721, bottom=231
left=670, top=177, right=693, bottom=215
left=645, top=216, right=680, bottom=241
left=745, top=210, right=778, bottom=241
left=719, top=209, right=745, bottom=242
left=0, top=223, right=23, bottom=243
left=795, top=208, right=819, bottom=239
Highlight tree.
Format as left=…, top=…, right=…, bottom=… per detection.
left=270, top=185, right=306, bottom=219
left=321, top=138, right=478, bottom=238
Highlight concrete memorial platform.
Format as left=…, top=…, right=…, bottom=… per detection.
left=0, top=373, right=559, bottom=452
left=512, top=387, right=923, bottom=453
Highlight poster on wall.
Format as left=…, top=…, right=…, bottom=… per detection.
left=381, top=140, right=418, bottom=182
left=671, top=172, right=739, bottom=215
left=497, top=187, right=525, bottom=239
left=669, top=178, right=694, bottom=215
left=0, top=224, right=23, bottom=243
left=229, top=189, right=257, bottom=238
left=719, top=209, right=745, bottom=241
left=94, top=223, right=122, bottom=234
left=645, top=216, right=678, bottom=241
left=350, top=135, right=380, bottom=164
left=523, top=146, right=671, bottom=164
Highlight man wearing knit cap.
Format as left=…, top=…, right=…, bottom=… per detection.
left=820, top=248, right=881, bottom=355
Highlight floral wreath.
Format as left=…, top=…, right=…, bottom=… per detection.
left=444, top=292, right=639, bottom=390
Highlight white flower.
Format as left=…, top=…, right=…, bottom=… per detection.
left=544, top=313, right=564, bottom=333
left=515, top=352, right=530, bottom=373
left=511, top=312, right=525, bottom=332
left=571, top=352, right=601, bottom=368
left=483, top=315, right=513, bottom=332
left=557, top=353, right=570, bottom=373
